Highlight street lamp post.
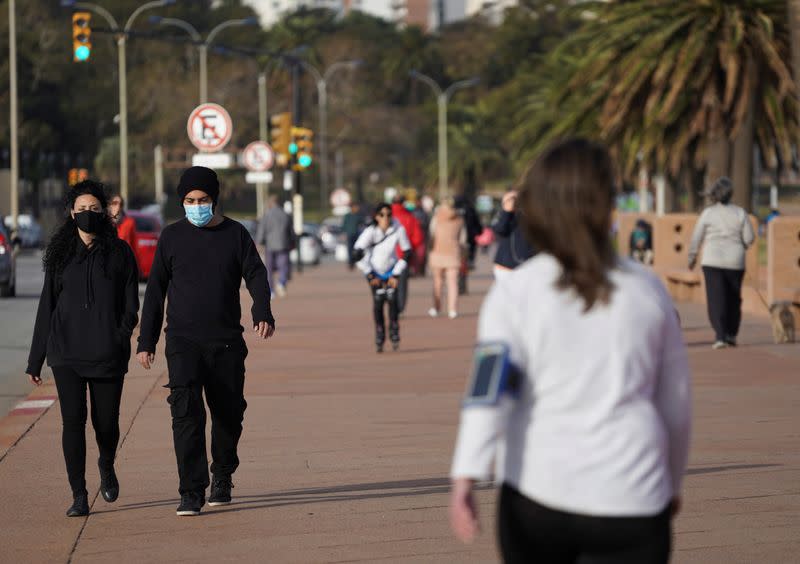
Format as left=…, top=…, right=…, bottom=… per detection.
left=8, top=0, right=19, bottom=240
left=150, top=16, right=258, bottom=104
left=61, top=0, right=174, bottom=202
left=410, top=71, right=479, bottom=201
left=298, top=60, right=361, bottom=210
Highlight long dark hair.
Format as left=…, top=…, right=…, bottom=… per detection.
left=43, top=180, right=120, bottom=276
left=517, top=138, right=616, bottom=311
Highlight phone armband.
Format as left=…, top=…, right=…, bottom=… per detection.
left=462, top=342, right=522, bottom=407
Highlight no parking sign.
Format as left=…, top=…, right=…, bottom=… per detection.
left=187, top=103, right=233, bottom=153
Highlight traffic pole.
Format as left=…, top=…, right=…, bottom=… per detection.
left=9, top=0, right=19, bottom=239
left=118, top=35, right=129, bottom=202
left=292, top=62, right=303, bottom=273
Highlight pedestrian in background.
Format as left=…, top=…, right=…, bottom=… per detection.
left=688, top=176, right=755, bottom=349
left=108, top=193, right=138, bottom=252
left=354, top=203, right=412, bottom=352
left=454, top=195, right=482, bottom=270
left=491, top=190, right=535, bottom=281
left=427, top=197, right=466, bottom=319
left=391, top=195, right=423, bottom=312
left=27, top=180, right=140, bottom=517
left=137, top=166, right=275, bottom=517
left=255, top=195, right=295, bottom=298
left=450, top=139, right=691, bottom=563
left=342, top=202, right=366, bottom=270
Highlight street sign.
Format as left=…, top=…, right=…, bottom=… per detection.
left=330, top=188, right=351, bottom=208
left=187, top=103, right=233, bottom=153
left=245, top=171, right=273, bottom=184
left=192, top=153, right=233, bottom=169
left=243, top=141, right=274, bottom=172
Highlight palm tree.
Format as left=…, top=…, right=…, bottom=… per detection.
left=514, top=0, right=797, bottom=211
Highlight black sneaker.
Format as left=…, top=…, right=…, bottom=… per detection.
left=99, top=464, right=119, bottom=503
left=66, top=492, right=89, bottom=517
left=208, top=477, right=233, bottom=506
left=176, top=491, right=204, bottom=516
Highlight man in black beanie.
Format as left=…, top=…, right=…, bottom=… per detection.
left=137, top=166, right=276, bottom=516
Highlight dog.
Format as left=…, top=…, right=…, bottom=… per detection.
left=769, top=301, right=796, bottom=344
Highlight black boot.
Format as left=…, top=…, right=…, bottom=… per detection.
left=66, top=491, right=89, bottom=517
left=390, top=322, right=400, bottom=352
left=375, top=324, right=385, bottom=353
left=99, top=462, right=119, bottom=503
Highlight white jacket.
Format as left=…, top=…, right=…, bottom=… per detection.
left=451, top=254, right=692, bottom=516
left=354, top=221, right=411, bottom=277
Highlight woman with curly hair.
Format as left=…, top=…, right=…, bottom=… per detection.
left=26, top=180, right=139, bottom=517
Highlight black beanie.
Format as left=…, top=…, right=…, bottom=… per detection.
left=177, top=166, right=220, bottom=205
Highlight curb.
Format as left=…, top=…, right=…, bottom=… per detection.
left=0, top=381, right=58, bottom=462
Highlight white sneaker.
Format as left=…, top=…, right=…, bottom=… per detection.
left=428, top=308, right=439, bottom=318
left=276, top=284, right=287, bottom=298
left=448, top=311, right=458, bottom=319
left=712, top=340, right=728, bottom=350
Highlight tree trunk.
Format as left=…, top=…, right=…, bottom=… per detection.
left=789, top=1, right=800, bottom=152
left=705, top=131, right=731, bottom=196
left=731, top=69, right=757, bottom=211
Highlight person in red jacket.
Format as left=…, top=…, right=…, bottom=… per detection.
left=391, top=196, right=423, bottom=312
left=109, top=194, right=138, bottom=252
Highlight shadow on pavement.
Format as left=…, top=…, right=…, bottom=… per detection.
left=686, top=463, right=780, bottom=476
left=99, top=477, right=493, bottom=516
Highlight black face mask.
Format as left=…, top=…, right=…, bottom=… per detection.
left=74, top=210, right=105, bottom=234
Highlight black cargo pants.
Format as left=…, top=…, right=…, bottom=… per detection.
left=165, top=336, right=248, bottom=495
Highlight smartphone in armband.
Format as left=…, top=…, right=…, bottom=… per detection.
left=462, top=342, right=522, bottom=407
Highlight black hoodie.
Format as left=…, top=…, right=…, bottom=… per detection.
left=27, top=239, right=140, bottom=377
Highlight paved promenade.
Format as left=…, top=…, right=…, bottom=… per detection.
left=0, top=256, right=798, bottom=563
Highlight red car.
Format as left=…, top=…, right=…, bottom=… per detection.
left=127, top=211, right=162, bottom=280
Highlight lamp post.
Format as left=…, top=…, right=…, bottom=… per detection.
left=410, top=71, right=479, bottom=201
left=150, top=16, right=258, bottom=104
left=298, top=59, right=361, bottom=211
left=8, top=0, right=19, bottom=240
left=61, top=0, right=175, bottom=202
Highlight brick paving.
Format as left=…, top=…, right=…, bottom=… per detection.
left=0, top=256, right=797, bottom=563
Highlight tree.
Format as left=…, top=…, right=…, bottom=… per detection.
left=515, top=0, right=797, bottom=211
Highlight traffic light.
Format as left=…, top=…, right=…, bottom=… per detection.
left=270, top=112, right=292, bottom=166
left=72, top=12, right=92, bottom=62
left=291, top=127, right=314, bottom=170
left=68, top=168, right=88, bottom=186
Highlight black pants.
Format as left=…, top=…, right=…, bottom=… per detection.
left=498, top=484, right=671, bottom=564
left=52, top=367, right=125, bottom=496
left=165, top=336, right=248, bottom=495
left=371, top=282, right=399, bottom=345
left=702, top=266, right=745, bottom=342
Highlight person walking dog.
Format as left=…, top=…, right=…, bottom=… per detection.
left=27, top=180, right=139, bottom=517
left=137, top=166, right=275, bottom=516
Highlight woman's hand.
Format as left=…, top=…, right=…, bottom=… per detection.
left=369, top=277, right=382, bottom=288
left=387, top=276, right=399, bottom=289
left=450, top=478, right=480, bottom=543
left=501, top=191, right=518, bottom=213
left=27, top=373, right=42, bottom=386
left=137, top=351, right=155, bottom=370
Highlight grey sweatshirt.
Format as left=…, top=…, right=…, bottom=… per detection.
left=255, top=206, right=294, bottom=252
left=688, top=203, right=754, bottom=270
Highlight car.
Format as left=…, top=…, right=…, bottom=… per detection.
left=4, top=214, right=43, bottom=249
left=127, top=211, right=162, bottom=280
left=0, top=222, right=17, bottom=297
left=318, top=217, right=344, bottom=253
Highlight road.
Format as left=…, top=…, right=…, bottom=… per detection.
left=0, top=251, right=46, bottom=416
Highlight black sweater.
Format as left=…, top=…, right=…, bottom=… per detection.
left=27, top=239, right=140, bottom=377
left=137, top=218, right=274, bottom=353
left=492, top=210, right=536, bottom=269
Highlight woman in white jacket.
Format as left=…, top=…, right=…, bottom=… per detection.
left=353, top=203, right=412, bottom=352
left=449, top=139, right=692, bottom=563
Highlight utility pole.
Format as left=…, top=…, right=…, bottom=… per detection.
left=257, top=72, right=268, bottom=219
left=292, top=62, right=303, bottom=273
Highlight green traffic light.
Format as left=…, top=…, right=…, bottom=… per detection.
left=288, top=142, right=298, bottom=155
left=75, top=45, right=91, bottom=61
left=298, top=154, right=312, bottom=168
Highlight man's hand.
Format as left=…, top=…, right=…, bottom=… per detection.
left=137, top=351, right=155, bottom=370
left=387, top=276, right=399, bottom=289
left=501, top=191, right=518, bottom=213
left=450, top=478, right=479, bottom=543
left=254, top=321, right=275, bottom=340
left=27, top=373, right=42, bottom=386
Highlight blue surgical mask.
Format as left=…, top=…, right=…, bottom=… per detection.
left=185, top=203, right=214, bottom=227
